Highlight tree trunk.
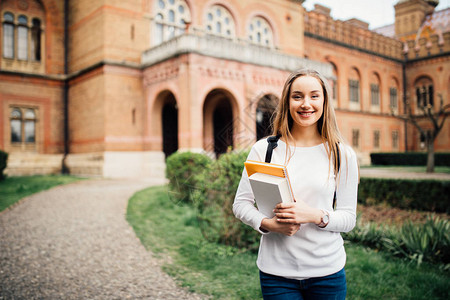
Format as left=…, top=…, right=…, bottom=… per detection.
left=426, top=139, right=435, bottom=173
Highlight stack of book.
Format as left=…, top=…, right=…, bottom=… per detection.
left=244, top=160, right=294, bottom=218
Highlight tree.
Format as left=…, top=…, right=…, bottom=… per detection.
left=393, top=92, right=450, bottom=173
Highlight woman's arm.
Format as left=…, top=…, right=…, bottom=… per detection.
left=323, top=145, right=359, bottom=233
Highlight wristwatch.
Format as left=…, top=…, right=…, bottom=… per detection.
left=318, top=210, right=329, bottom=228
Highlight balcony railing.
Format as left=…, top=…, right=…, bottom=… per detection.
left=141, top=33, right=333, bottom=77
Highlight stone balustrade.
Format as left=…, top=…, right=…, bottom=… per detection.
left=141, top=33, right=333, bottom=78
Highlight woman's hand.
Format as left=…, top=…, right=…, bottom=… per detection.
left=274, top=200, right=322, bottom=225
left=260, top=217, right=300, bottom=236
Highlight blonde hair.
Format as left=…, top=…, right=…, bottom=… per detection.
left=272, top=68, right=343, bottom=176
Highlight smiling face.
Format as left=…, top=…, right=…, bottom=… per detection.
left=289, top=75, right=325, bottom=132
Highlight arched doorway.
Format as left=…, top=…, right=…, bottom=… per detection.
left=203, top=89, right=236, bottom=158
left=256, top=94, right=278, bottom=140
left=159, top=92, right=178, bottom=158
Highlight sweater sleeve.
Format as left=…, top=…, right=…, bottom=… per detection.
left=323, top=144, right=359, bottom=233
left=232, top=142, right=269, bottom=234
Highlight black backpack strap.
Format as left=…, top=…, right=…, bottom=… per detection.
left=333, top=143, right=341, bottom=209
left=265, top=134, right=281, bottom=163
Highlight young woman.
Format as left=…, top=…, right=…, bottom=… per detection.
left=233, top=69, right=359, bottom=299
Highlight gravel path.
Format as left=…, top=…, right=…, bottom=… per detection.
left=0, top=179, right=207, bottom=299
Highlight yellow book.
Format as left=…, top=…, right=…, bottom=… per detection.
left=244, top=160, right=294, bottom=218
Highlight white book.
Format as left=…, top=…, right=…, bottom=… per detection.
left=248, top=172, right=294, bottom=218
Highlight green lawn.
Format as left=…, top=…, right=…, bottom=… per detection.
left=0, top=175, right=84, bottom=212
left=127, top=185, right=449, bottom=300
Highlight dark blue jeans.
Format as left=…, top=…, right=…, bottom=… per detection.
left=259, top=268, right=347, bottom=300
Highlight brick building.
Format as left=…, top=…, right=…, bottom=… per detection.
left=1, top=0, right=449, bottom=178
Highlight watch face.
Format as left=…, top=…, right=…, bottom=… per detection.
left=323, top=214, right=329, bottom=224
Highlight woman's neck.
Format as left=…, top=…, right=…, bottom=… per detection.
left=288, top=126, right=323, bottom=147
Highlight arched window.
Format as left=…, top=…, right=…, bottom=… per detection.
left=414, top=77, right=434, bottom=108
left=17, top=15, right=28, bottom=60
left=348, top=67, right=361, bottom=111
left=10, top=108, right=22, bottom=143
left=24, top=109, right=36, bottom=143
left=370, top=73, right=380, bottom=106
left=31, top=18, right=42, bottom=61
left=10, top=107, right=37, bottom=144
left=153, top=0, right=191, bottom=45
left=330, top=62, right=338, bottom=104
left=248, top=16, right=273, bottom=47
left=390, top=87, right=398, bottom=108
left=2, top=12, right=14, bottom=58
left=389, top=77, right=400, bottom=114
left=205, top=5, right=235, bottom=38
left=370, top=72, right=381, bottom=113
left=256, top=94, right=278, bottom=140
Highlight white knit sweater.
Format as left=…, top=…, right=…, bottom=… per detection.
left=233, top=139, right=359, bottom=280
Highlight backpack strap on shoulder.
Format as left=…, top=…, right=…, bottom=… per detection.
left=333, top=143, right=341, bottom=209
left=265, top=134, right=281, bottom=163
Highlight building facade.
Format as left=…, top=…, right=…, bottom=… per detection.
left=1, top=0, right=449, bottom=178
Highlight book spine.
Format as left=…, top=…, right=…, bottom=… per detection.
left=283, top=168, right=295, bottom=202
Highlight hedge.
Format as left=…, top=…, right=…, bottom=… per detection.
left=0, top=150, right=8, bottom=180
left=194, top=150, right=261, bottom=251
left=371, top=152, right=450, bottom=166
left=165, top=151, right=212, bottom=204
left=166, top=151, right=450, bottom=253
left=358, top=178, right=450, bottom=213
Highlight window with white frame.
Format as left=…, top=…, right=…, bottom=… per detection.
left=2, top=12, right=43, bottom=62
left=248, top=16, right=273, bottom=47
left=153, top=0, right=191, bottom=45
left=17, top=15, right=28, bottom=60
left=2, top=12, right=14, bottom=59
left=205, top=5, right=235, bottom=38
left=10, top=107, right=37, bottom=144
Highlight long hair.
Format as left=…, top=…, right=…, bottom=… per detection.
left=272, top=68, right=344, bottom=177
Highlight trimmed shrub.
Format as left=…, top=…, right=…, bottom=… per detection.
left=0, top=150, right=8, bottom=180
left=358, top=178, right=450, bottom=213
left=194, top=150, right=261, bottom=252
left=370, top=152, right=450, bottom=166
left=165, top=151, right=212, bottom=204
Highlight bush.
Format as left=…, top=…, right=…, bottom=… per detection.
left=370, top=152, right=450, bottom=166
left=194, top=150, right=261, bottom=252
left=344, top=216, right=449, bottom=267
left=0, top=150, right=8, bottom=180
left=358, top=178, right=450, bottom=213
left=165, top=151, right=212, bottom=204
left=343, top=216, right=392, bottom=250
left=382, top=216, right=450, bottom=267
